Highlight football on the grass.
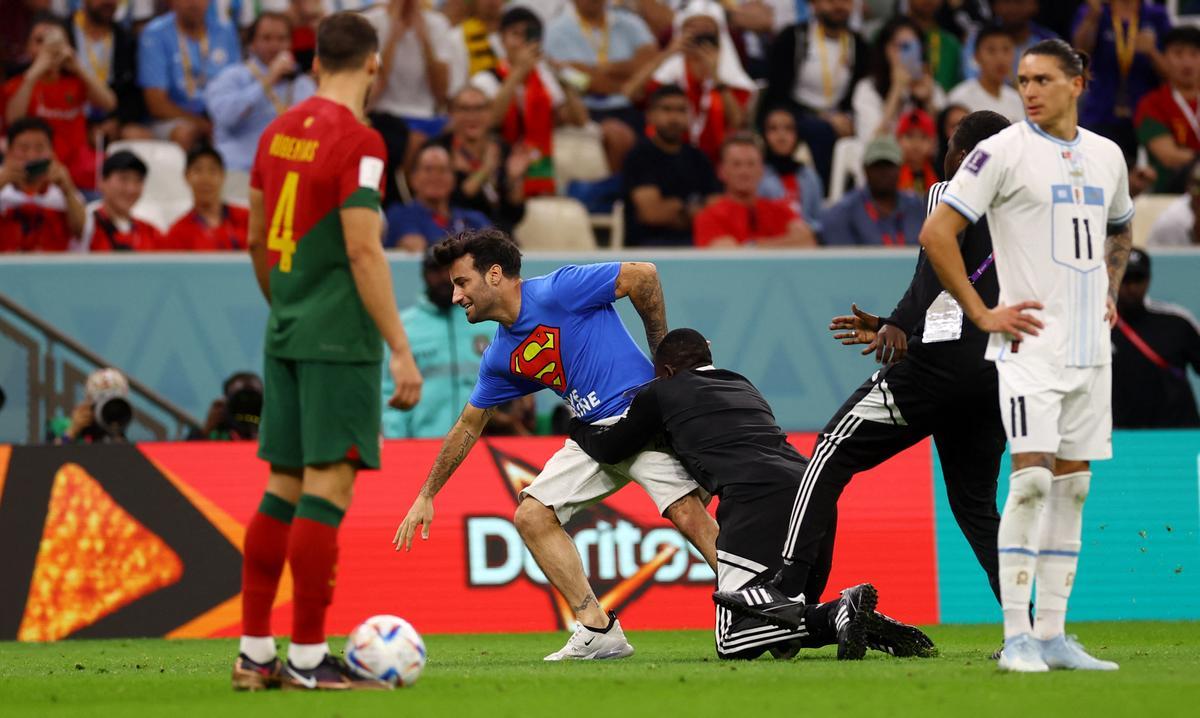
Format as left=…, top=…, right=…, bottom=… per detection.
left=345, top=615, right=427, bottom=687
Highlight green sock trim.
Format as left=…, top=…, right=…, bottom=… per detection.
left=258, top=493, right=296, bottom=523
left=295, top=495, right=345, bottom=528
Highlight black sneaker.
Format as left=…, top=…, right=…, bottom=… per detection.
left=713, top=575, right=807, bottom=630
left=864, top=611, right=938, bottom=658
left=833, top=583, right=877, bottom=660
left=231, top=653, right=282, bottom=691
left=281, top=654, right=392, bottom=691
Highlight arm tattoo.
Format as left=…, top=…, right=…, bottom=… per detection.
left=1104, top=224, right=1133, bottom=302
left=419, top=408, right=495, bottom=497
left=629, top=268, right=668, bottom=353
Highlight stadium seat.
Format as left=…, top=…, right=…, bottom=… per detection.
left=827, top=137, right=865, bottom=204
left=553, top=125, right=609, bottom=192
left=222, top=170, right=250, bottom=208
left=514, top=197, right=597, bottom=250
left=1131, top=193, right=1178, bottom=248
left=107, top=140, right=191, bottom=231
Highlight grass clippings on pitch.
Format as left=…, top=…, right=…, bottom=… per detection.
left=1, top=622, right=1197, bottom=717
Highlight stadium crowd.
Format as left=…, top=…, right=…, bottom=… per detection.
left=3, top=0, right=1200, bottom=253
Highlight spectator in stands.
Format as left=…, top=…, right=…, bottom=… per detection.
left=190, top=371, right=263, bottom=440
left=446, top=0, right=503, bottom=93
left=76, top=150, right=165, bottom=251
left=760, top=0, right=869, bottom=186
left=1135, top=26, right=1200, bottom=194
left=907, top=0, right=962, bottom=93
left=934, top=102, right=969, bottom=180
left=544, top=0, right=657, bottom=172
left=0, top=118, right=85, bottom=252
left=428, top=85, right=527, bottom=232
left=205, top=12, right=316, bottom=173
left=384, top=144, right=492, bottom=251
left=759, top=106, right=824, bottom=232
left=71, top=0, right=150, bottom=141
left=895, top=108, right=939, bottom=197
left=1147, top=158, right=1200, bottom=247
left=853, top=16, right=946, bottom=143
left=694, top=133, right=816, bottom=248
left=625, top=0, right=755, bottom=166
left=366, top=0, right=454, bottom=203
left=1112, top=248, right=1200, bottom=428
left=963, top=0, right=1057, bottom=81
left=382, top=250, right=497, bottom=438
left=165, top=145, right=249, bottom=250
left=1073, top=0, right=1171, bottom=164
left=621, top=84, right=721, bottom=246
left=819, top=135, right=923, bottom=246
left=47, top=367, right=133, bottom=444
left=285, top=0, right=324, bottom=73
left=5, top=14, right=117, bottom=190
left=471, top=6, right=588, bottom=197
left=947, top=24, right=1023, bottom=123
left=139, top=0, right=241, bottom=150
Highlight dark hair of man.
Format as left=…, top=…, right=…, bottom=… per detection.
left=248, top=11, right=293, bottom=43
left=1163, top=26, right=1200, bottom=52
left=433, top=228, right=523, bottom=278
left=316, top=11, right=379, bottom=73
left=870, top=16, right=926, bottom=99
left=186, top=144, right=225, bottom=171
left=974, top=24, right=1013, bottom=52
left=719, top=132, right=764, bottom=162
left=6, top=116, right=54, bottom=145
left=29, top=12, right=74, bottom=49
left=1023, top=38, right=1090, bottom=89
left=951, top=110, right=1011, bottom=153
left=648, top=83, right=687, bottom=108
left=500, top=6, right=542, bottom=35
left=654, top=328, right=713, bottom=371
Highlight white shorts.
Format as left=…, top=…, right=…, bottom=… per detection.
left=996, top=362, right=1112, bottom=461
left=519, top=417, right=699, bottom=524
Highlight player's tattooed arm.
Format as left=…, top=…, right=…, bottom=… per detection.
left=616, top=262, right=668, bottom=353
left=419, top=405, right=496, bottom=498
left=1104, top=222, right=1134, bottom=302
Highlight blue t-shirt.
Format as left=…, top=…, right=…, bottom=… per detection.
left=544, top=9, right=654, bottom=111
left=1073, top=3, right=1171, bottom=129
left=138, top=12, right=241, bottom=117
left=468, top=263, right=652, bottom=421
left=383, top=202, right=493, bottom=248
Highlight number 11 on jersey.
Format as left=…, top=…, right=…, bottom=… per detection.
left=268, top=171, right=299, bottom=272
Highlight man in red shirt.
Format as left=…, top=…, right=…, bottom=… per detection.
left=3, top=14, right=117, bottom=190
left=1135, top=26, right=1200, bottom=193
left=693, top=134, right=816, bottom=248
left=0, top=117, right=86, bottom=252
left=79, top=150, right=166, bottom=251
left=165, top=146, right=249, bottom=250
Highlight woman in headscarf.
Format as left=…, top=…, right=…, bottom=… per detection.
left=758, top=106, right=825, bottom=232
left=624, top=0, right=756, bottom=164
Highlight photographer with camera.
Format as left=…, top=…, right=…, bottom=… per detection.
left=190, top=372, right=264, bottom=441
left=47, top=367, right=134, bottom=444
left=0, top=117, right=86, bottom=253
left=204, top=12, right=316, bottom=173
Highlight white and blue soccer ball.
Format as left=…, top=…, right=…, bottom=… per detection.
left=345, top=614, right=427, bottom=687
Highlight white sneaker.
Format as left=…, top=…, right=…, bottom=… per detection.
left=543, top=612, right=635, bottom=662
left=997, top=633, right=1050, bottom=673
left=1039, top=634, right=1119, bottom=671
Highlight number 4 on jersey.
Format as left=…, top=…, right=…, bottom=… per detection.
left=268, top=171, right=299, bottom=272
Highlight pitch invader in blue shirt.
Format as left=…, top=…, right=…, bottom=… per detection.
left=393, top=229, right=718, bottom=660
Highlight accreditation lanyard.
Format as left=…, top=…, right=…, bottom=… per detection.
left=177, top=23, right=210, bottom=100
left=1112, top=11, right=1138, bottom=84
left=968, top=254, right=993, bottom=285
left=74, top=11, right=112, bottom=85
left=863, top=198, right=905, bottom=246
left=246, top=60, right=292, bottom=115
left=684, top=70, right=714, bottom=145
left=816, top=22, right=849, bottom=104
left=1171, top=88, right=1200, bottom=143
left=575, top=8, right=609, bottom=65
left=928, top=30, right=940, bottom=79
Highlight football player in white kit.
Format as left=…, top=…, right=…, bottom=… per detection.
left=919, top=39, right=1133, bottom=673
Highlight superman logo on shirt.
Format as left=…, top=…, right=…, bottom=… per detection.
left=510, top=324, right=565, bottom=388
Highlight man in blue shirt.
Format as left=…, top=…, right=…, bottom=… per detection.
left=819, top=137, right=925, bottom=246
left=205, top=12, right=316, bottom=172
left=138, top=0, right=241, bottom=149
left=393, top=229, right=717, bottom=661
left=384, top=145, right=492, bottom=251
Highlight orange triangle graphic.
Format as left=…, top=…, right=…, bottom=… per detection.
left=18, top=463, right=183, bottom=641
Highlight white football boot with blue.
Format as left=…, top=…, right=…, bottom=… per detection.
left=997, top=633, right=1049, bottom=672
left=1038, top=635, right=1119, bottom=671
left=544, top=611, right=635, bottom=661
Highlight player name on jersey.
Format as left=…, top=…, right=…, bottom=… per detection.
left=267, top=133, right=320, bottom=163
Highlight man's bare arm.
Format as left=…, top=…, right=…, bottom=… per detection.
left=614, top=261, right=668, bottom=353
left=1105, top=222, right=1134, bottom=302
left=248, top=188, right=270, bottom=302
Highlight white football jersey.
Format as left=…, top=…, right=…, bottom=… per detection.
left=941, top=120, right=1134, bottom=370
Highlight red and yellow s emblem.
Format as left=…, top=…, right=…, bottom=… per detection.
left=510, top=325, right=565, bottom=388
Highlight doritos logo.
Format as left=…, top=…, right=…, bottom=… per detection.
left=964, top=149, right=990, bottom=175
left=510, top=325, right=565, bottom=388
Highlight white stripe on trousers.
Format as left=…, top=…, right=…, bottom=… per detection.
left=782, top=413, right=864, bottom=558
left=715, top=606, right=807, bottom=654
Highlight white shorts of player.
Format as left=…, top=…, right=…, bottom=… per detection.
left=519, top=414, right=700, bottom=525
left=996, top=361, right=1112, bottom=461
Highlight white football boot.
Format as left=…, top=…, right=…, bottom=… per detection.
left=1039, top=635, right=1119, bottom=671
left=543, top=612, right=635, bottom=661
left=997, top=633, right=1050, bottom=672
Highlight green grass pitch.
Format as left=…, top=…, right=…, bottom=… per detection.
left=2, top=622, right=1198, bottom=717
